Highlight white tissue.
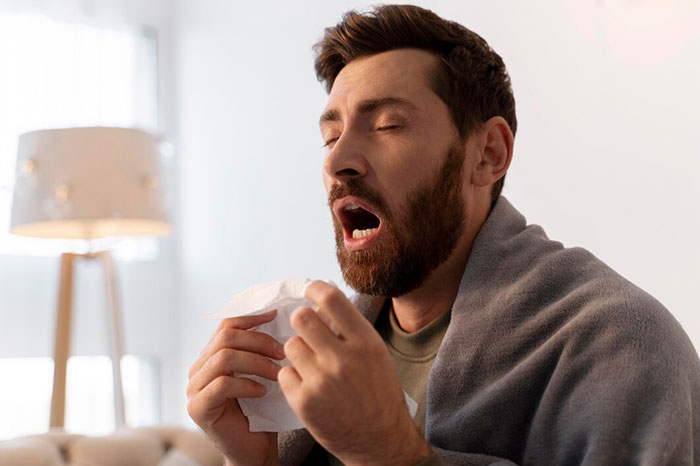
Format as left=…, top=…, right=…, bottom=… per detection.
left=205, top=278, right=418, bottom=432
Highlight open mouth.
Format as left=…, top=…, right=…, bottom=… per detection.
left=334, top=197, right=382, bottom=242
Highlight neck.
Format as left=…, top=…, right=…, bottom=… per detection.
left=391, top=201, right=489, bottom=333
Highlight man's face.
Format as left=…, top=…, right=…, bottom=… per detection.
left=320, top=49, right=468, bottom=297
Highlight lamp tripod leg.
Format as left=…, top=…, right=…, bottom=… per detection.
left=99, top=250, right=127, bottom=428
left=50, top=253, right=76, bottom=429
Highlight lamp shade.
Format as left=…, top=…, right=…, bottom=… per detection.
left=10, top=127, right=171, bottom=239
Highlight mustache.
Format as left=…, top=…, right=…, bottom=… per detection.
left=327, top=179, right=389, bottom=217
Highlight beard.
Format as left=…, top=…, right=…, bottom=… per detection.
left=328, top=140, right=466, bottom=297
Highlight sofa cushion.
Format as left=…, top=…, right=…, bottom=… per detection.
left=0, top=427, right=222, bottom=466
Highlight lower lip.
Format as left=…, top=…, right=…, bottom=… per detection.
left=343, top=224, right=382, bottom=251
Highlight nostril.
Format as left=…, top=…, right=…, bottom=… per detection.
left=336, top=168, right=360, bottom=177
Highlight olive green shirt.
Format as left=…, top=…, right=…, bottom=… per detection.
left=377, top=302, right=452, bottom=437
left=303, top=302, right=450, bottom=465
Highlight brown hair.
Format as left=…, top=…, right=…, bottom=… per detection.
left=313, top=4, right=516, bottom=206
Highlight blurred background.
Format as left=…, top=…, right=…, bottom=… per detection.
left=0, top=0, right=698, bottom=439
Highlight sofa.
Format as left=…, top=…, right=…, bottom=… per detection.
left=0, top=426, right=222, bottom=466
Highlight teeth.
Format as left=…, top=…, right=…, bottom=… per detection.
left=352, top=228, right=378, bottom=239
left=345, top=204, right=362, bottom=211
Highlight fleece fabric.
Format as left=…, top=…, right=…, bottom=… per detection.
left=279, top=196, right=700, bottom=466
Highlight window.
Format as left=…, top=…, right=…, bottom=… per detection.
left=0, top=356, right=160, bottom=439
left=0, top=8, right=162, bottom=259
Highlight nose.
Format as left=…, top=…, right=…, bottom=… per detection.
left=323, top=131, right=368, bottom=183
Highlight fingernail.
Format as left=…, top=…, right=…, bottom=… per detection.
left=262, top=309, right=277, bottom=317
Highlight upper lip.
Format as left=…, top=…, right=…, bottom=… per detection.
left=332, top=196, right=382, bottom=231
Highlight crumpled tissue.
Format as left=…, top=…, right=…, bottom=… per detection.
left=205, top=278, right=418, bottom=432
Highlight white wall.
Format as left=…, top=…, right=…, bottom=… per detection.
left=174, top=0, right=700, bottom=425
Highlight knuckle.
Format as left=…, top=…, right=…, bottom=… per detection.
left=317, top=288, right=340, bottom=308
left=289, top=310, right=302, bottom=327
left=276, top=366, right=292, bottom=385
left=290, top=307, right=311, bottom=327
left=318, top=288, right=335, bottom=305
left=187, top=363, right=197, bottom=380
left=314, top=374, right=332, bottom=394
left=212, top=347, right=236, bottom=368
left=211, top=375, right=230, bottom=392
left=307, top=280, right=325, bottom=295
left=186, top=400, right=199, bottom=420
left=327, top=358, right=348, bottom=380
left=217, top=327, right=240, bottom=345
left=283, top=338, right=294, bottom=357
left=186, top=394, right=208, bottom=422
left=284, top=336, right=302, bottom=356
left=185, top=380, right=195, bottom=398
left=222, top=316, right=243, bottom=329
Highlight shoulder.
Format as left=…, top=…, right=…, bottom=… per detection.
left=461, top=197, right=698, bottom=372
left=510, top=230, right=700, bottom=393
left=516, top=228, right=694, bottom=363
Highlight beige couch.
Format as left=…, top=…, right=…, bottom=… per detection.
left=0, top=426, right=222, bottom=466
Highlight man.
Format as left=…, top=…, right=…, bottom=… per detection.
left=187, top=5, right=700, bottom=466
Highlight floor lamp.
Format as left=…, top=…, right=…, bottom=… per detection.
left=9, top=127, right=171, bottom=429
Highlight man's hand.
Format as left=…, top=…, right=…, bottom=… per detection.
left=187, top=310, right=285, bottom=466
left=277, top=281, right=431, bottom=466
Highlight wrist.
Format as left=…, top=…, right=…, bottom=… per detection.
left=401, top=437, right=432, bottom=466
left=222, top=440, right=279, bottom=466
left=343, top=429, right=431, bottom=466
left=391, top=422, right=431, bottom=466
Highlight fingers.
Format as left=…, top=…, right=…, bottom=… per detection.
left=283, top=335, right=317, bottom=377
left=304, top=281, right=372, bottom=338
left=277, top=366, right=302, bottom=400
left=205, top=375, right=267, bottom=404
left=221, top=309, right=279, bottom=331
left=205, top=309, right=279, bottom=355
left=289, top=306, right=338, bottom=353
left=188, top=348, right=282, bottom=397
left=190, top=310, right=284, bottom=378
left=196, top=326, right=285, bottom=371
left=187, top=374, right=266, bottom=424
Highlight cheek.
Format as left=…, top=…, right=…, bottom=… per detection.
left=375, top=175, right=410, bottom=219
left=381, top=151, right=430, bottom=191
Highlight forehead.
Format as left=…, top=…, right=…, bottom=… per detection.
left=324, top=48, right=441, bottom=112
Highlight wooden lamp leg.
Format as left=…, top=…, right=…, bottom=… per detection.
left=98, top=250, right=127, bottom=428
left=49, top=250, right=127, bottom=430
left=50, top=253, right=77, bottom=428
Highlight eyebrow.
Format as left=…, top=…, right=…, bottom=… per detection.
left=319, top=97, right=417, bottom=126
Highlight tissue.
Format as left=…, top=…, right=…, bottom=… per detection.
left=206, top=278, right=417, bottom=432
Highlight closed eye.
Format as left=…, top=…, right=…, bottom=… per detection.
left=323, top=125, right=401, bottom=147
left=322, top=137, right=339, bottom=148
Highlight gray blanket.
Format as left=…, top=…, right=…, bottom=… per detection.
left=279, top=196, right=700, bottom=465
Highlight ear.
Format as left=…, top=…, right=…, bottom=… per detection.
left=470, top=116, right=514, bottom=188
